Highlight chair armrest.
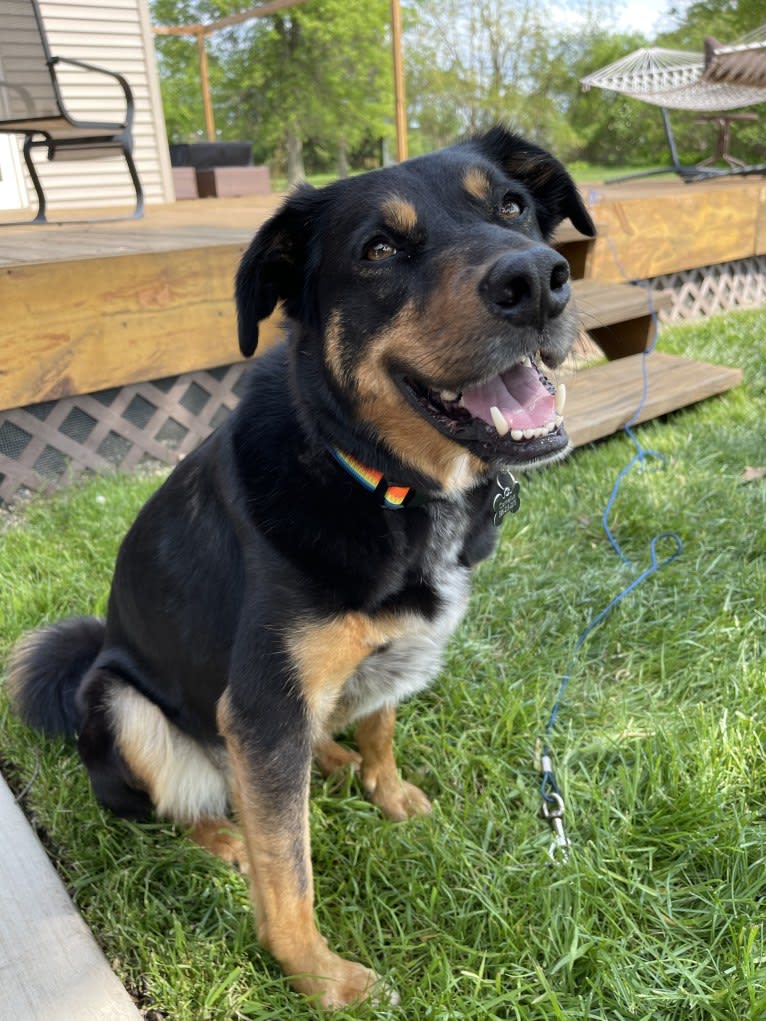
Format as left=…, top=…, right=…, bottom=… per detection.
left=50, top=56, right=135, bottom=130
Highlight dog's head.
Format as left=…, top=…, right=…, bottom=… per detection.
left=236, top=126, right=595, bottom=493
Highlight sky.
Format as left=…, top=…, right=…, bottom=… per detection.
left=615, top=0, right=689, bottom=36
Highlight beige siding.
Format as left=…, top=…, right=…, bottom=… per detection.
left=20, top=0, right=174, bottom=210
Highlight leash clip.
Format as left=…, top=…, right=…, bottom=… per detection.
left=541, top=792, right=570, bottom=864
left=539, top=750, right=571, bottom=864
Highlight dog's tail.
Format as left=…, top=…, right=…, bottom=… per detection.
left=6, top=617, right=105, bottom=738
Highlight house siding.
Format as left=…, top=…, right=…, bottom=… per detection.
left=21, top=0, right=174, bottom=209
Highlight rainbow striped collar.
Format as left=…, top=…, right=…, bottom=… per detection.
left=329, top=447, right=417, bottom=510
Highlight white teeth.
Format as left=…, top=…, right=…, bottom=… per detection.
left=555, top=382, right=567, bottom=416
left=520, top=355, right=533, bottom=368
left=511, top=428, right=524, bottom=441
left=490, top=405, right=510, bottom=437
left=440, top=389, right=459, bottom=401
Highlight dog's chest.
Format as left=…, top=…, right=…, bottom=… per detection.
left=336, top=500, right=475, bottom=725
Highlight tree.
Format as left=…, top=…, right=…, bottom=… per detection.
left=403, top=0, right=617, bottom=159
left=151, top=0, right=394, bottom=181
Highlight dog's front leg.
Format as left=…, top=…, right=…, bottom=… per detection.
left=356, top=705, right=432, bottom=821
left=217, top=687, right=381, bottom=1010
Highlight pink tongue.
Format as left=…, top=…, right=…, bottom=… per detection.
left=461, top=364, right=555, bottom=431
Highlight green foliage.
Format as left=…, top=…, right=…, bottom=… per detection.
left=1, top=309, right=765, bottom=1018
left=151, top=0, right=393, bottom=177
left=150, top=0, right=766, bottom=174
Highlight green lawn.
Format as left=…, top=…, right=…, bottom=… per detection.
left=1, top=309, right=764, bottom=1020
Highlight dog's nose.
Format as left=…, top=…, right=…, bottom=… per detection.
left=479, top=247, right=571, bottom=328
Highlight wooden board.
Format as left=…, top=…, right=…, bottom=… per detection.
left=0, top=774, right=142, bottom=1020
left=0, top=245, right=284, bottom=411
left=572, top=279, right=672, bottom=328
left=564, top=351, right=743, bottom=448
left=587, top=178, right=765, bottom=282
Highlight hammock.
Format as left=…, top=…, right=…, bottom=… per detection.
left=580, top=27, right=766, bottom=181
left=581, top=44, right=766, bottom=111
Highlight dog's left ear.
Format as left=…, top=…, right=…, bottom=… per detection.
left=235, top=185, right=321, bottom=357
left=474, top=126, right=596, bottom=240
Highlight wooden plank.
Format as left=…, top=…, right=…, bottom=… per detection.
left=0, top=244, right=283, bottom=411
left=588, top=178, right=763, bottom=282
left=0, top=773, right=142, bottom=1020
left=755, top=182, right=766, bottom=254
left=573, top=279, right=672, bottom=329
left=564, top=352, right=743, bottom=448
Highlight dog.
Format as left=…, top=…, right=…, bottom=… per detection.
left=7, top=126, right=594, bottom=1009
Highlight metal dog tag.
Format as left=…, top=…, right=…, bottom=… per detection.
left=492, top=471, right=520, bottom=526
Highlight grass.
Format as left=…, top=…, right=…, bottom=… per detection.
left=1, top=308, right=765, bottom=1020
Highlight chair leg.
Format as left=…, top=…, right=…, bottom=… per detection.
left=122, top=140, right=144, bottom=219
left=22, top=135, right=48, bottom=223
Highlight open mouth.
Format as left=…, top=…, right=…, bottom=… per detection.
left=398, top=354, right=569, bottom=465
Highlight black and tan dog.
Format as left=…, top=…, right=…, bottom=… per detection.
left=8, top=126, right=594, bottom=1009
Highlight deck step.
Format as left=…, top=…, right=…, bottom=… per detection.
left=564, top=351, right=743, bottom=448
left=0, top=774, right=142, bottom=1020
left=572, top=279, right=674, bottom=359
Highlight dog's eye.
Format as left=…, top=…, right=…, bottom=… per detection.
left=365, top=239, right=398, bottom=261
left=499, top=195, right=524, bottom=220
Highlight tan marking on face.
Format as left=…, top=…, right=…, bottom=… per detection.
left=217, top=690, right=380, bottom=1008
left=324, top=308, right=346, bottom=386
left=463, top=166, right=492, bottom=202
left=381, top=195, right=418, bottom=235
left=351, top=288, right=488, bottom=492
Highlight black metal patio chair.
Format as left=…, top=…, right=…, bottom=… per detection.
left=0, top=0, right=143, bottom=223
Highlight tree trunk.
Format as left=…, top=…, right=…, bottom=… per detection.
left=286, top=125, right=305, bottom=186
left=337, top=138, right=349, bottom=178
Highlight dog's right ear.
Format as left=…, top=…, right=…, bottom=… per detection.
left=235, top=185, right=320, bottom=357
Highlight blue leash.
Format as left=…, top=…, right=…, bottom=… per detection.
left=539, top=277, right=683, bottom=862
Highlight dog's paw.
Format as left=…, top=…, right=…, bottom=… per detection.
left=314, top=739, right=363, bottom=777
left=293, top=954, right=398, bottom=1010
left=364, top=775, right=432, bottom=822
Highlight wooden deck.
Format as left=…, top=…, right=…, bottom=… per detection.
left=0, top=774, right=141, bottom=1020
left=0, top=174, right=760, bottom=416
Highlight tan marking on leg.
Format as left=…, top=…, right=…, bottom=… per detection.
left=381, top=195, right=418, bottom=235
left=107, top=682, right=229, bottom=822
left=314, top=738, right=362, bottom=777
left=187, top=818, right=250, bottom=874
left=356, top=706, right=432, bottom=821
left=463, top=166, right=492, bottom=202
left=217, top=691, right=383, bottom=1009
left=288, top=613, right=409, bottom=725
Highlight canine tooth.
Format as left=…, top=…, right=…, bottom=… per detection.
left=511, top=428, right=524, bottom=441
left=490, top=405, right=510, bottom=437
left=440, top=389, right=459, bottom=401
left=555, top=382, right=567, bottom=416
left=520, top=355, right=533, bottom=368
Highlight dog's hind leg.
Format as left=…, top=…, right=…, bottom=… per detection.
left=314, top=739, right=362, bottom=777
left=78, top=676, right=230, bottom=825
left=355, top=706, right=432, bottom=821
left=187, top=818, right=250, bottom=873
